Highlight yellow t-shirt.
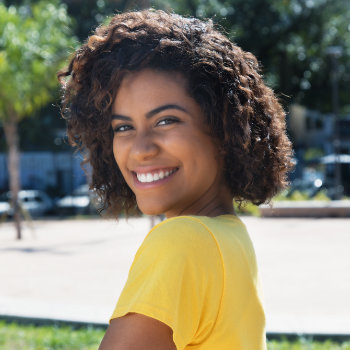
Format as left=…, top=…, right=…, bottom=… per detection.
left=110, top=215, right=266, bottom=350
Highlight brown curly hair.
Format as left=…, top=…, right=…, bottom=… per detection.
left=58, top=9, right=293, bottom=216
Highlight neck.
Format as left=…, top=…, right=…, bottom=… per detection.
left=166, top=184, right=235, bottom=218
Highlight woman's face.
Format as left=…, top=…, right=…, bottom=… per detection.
left=111, top=69, right=229, bottom=218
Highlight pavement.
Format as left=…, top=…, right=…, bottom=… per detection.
left=0, top=216, right=349, bottom=336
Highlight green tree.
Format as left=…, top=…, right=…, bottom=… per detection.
left=0, top=0, right=77, bottom=239
left=167, top=0, right=350, bottom=114
left=59, top=0, right=151, bottom=41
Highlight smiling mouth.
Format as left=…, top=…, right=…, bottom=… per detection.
left=133, top=168, right=179, bottom=183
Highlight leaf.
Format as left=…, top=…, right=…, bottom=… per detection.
left=0, top=0, right=78, bottom=121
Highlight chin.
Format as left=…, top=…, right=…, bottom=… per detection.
left=137, top=201, right=165, bottom=216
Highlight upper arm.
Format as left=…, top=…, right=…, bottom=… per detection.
left=99, top=313, right=177, bottom=350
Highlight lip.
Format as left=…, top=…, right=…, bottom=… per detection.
left=130, top=166, right=179, bottom=189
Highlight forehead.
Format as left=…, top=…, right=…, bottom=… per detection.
left=121, top=69, right=187, bottom=88
left=113, top=69, right=191, bottom=110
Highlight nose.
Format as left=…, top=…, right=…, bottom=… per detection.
left=130, top=130, right=160, bottom=161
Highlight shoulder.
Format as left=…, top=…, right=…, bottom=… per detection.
left=144, top=216, right=216, bottom=250
left=135, top=216, right=221, bottom=265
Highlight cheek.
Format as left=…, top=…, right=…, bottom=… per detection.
left=194, top=139, right=222, bottom=180
left=180, top=138, right=220, bottom=181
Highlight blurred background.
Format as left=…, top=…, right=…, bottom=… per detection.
left=0, top=2, right=350, bottom=348
left=1, top=0, right=350, bottom=231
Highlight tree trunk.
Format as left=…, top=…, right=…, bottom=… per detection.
left=3, top=117, right=22, bottom=240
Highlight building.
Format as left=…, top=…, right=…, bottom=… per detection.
left=288, top=104, right=350, bottom=196
left=0, top=152, right=89, bottom=197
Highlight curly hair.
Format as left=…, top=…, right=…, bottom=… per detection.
left=58, top=9, right=294, bottom=216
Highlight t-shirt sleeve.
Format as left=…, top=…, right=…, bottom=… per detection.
left=109, top=216, right=224, bottom=350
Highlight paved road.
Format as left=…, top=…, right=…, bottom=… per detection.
left=0, top=216, right=349, bottom=335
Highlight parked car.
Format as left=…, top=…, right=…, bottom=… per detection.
left=55, top=184, right=98, bottom=215
left=0, top=195, right=11, bottom=217
left=0, top=190, right=54, bottom=217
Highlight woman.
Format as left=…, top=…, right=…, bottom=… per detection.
left=58, top=9, right=293, bottom=350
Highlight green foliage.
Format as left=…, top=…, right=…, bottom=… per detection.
left=58, top=0, right=130, bottom=41
left=0, top=0, right=77, bottom=121
left=234, top=201, right=261, bottom=216
left=273, top=189, right=331, bottom=201
left=0, top=321, right=349, bottom=350
left=47, top=0, right=350, bottom=114
left=165, top=0, right=350, bottom=114
left=273, top=189, right=292, bottom=201
left=268, top=336, right=350, bottom=350
left=287, top=190, right=310, bottom=201
left=273, top=189, right=310, bottom=201
left=312, top=190, right=331, bottom=201
left=0, top=321, right=105, bottom=350
left=236, top=185, right=333, bottom=214
left=303, top=148, right=325, bottom=161
left=1, top=0, right=349, bottom=149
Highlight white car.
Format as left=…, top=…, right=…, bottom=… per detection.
left=0, top=199, right=10, bottom=217
left=55, top=184, right=98, bottom=215
left=0, top=190, right=54, bottom=217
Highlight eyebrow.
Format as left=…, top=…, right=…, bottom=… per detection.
left=111, top=104, right=189, bottom=121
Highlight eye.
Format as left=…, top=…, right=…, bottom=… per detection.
left=113, top=124, right=133, bottom=133
left=156, top=117, right=180, bottom=126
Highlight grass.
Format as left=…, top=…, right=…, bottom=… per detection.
left=0, top=320, right=349, bottom=350
left=0, top=321, right=105, bottom=350
left=267, top=337, right=350, bottom=350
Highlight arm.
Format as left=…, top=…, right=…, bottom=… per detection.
left=98, top=313, right=177, bottom=350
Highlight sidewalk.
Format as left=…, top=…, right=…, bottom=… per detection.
left=1, top=216, right=349, bottom=335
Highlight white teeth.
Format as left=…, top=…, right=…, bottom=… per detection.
left=140, top=174, right=146, bottom=182
left=136, top=169, right=176, bottom=183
